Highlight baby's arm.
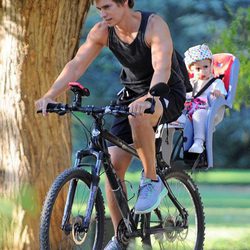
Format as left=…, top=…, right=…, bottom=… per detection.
left=211, top=89, right=223, bottom=97
left=211, top=79, right=227, bottom=98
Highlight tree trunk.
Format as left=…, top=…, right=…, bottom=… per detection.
left=0, top=0, right=91, bottom=249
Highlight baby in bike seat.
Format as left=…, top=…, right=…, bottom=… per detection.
left=183, top=44, right=227, bottom=154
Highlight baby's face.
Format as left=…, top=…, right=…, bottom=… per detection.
left=190, top=59, right=213, bottom=80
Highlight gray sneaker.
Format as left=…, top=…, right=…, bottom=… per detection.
left=104, top=236, right=123, bottom=250
left=134, top=175, right=167, bottom=214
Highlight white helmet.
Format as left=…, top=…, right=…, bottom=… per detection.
left=184, top=44, right=213, bottom=68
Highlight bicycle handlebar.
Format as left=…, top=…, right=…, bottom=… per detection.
left=37, top=102, right=136, bottom=117
left=37, top=82, right=156, bottom=117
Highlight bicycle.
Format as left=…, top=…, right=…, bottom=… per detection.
left=39, top=82, right=205, bottom=250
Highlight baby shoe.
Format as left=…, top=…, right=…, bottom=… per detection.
left=188, top=140, right=204, bottom=154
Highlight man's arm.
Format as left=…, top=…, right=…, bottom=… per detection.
left=129, top=15, right=173, bottom=115
left=35, top=22, right=108, bottom=113
left=44, top=22, right=108, bottom=99
left=146, top=14, right=173, bottom=92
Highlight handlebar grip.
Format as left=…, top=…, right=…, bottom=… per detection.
left=144, top=98, right=155, bottom=114
left=47, top=103, right=63, bottom=110
left=108, top=105, right=134, bottom=117
left=37, top=103, right=67, bottom=114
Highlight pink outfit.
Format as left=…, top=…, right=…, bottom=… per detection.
left=186, top=77, right=227, bottom=142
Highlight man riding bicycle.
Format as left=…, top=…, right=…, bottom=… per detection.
left=35, top=0, right=186, bottom=248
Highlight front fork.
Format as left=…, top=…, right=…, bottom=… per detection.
left=61, top=148, right=137, bottom=234
left=61, top=149, right=102, bottom=232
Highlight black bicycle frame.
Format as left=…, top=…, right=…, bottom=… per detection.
left=61, top=114, right=188, bottom=235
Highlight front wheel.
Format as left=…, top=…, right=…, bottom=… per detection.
left=151, top=169, right=205, bottom=250
left=40, top=167, right=105, bottom=250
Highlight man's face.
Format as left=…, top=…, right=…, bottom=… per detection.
left=95, top=0, right=125, bottom=26
left=190, top=59, right=213, bottom=81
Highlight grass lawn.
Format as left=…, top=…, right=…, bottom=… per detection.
left=99, top=169, right=250, bottom=249
left=193, top=170, right=250, bottom=249
left=192, top=169, right=250, bottom=185
left=199, top=184, right=250, bottom=250
left=204, top=226, right=250, bottom=250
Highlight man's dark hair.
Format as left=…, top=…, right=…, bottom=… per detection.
left=93, top=0, right=134, bottom=8
left=112, top=0, right=134, bottom=8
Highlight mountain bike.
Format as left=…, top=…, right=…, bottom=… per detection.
left=39, top=82, right=205, bottom=249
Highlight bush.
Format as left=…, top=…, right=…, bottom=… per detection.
left=214, top=108, right=250, bottom=168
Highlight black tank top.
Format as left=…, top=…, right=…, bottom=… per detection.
left=108, top=11, right=153, bottom=103
left=108, top=11, right=185, bottom=104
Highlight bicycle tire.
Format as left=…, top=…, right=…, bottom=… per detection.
left=151, top=168, right=205, bottom=250
left=40, top=167, right=105, bottom=250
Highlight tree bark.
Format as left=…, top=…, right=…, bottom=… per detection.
left=0, top=0, right=91, bottom=249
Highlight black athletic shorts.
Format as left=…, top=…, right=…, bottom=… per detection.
left=108, top=88, right=185, bottom=146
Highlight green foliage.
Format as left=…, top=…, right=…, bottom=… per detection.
left=135, top=0, right=250, bottom=52
left=208, top=7, right=250, bottom=168
left=19, top=184, right=39, bottom=216
left=0, top=185, right=39, bottom=247
left=0, top=198, right=16, bottom=247
left=214, top=108, right=250, bottom=168
left=0, top=198, right=14, bottom=218
left=72, top=1, right=250, bottom=168
left=210, top=7, right=250, bottom=109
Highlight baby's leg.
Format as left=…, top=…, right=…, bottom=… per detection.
left=193, top=109, right=207, bottom=141
left=189, top=109, right=207, bottom=153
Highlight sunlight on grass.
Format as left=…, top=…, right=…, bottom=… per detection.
left=192, top=169, right=250, bottom=185
left=204, top=226, right=250, bottom=250
left=204, top=207, right=250, bottom=226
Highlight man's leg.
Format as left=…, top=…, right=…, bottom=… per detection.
left=129, top=98, right=167, bottom=214
left=106, top=146, right=133, bottom=234
left=128, top=98, right=163, bottom=180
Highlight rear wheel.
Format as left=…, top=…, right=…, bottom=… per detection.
left=40, top=167, right=105, bottom=250
left=150, top=169, right=205, bottom=250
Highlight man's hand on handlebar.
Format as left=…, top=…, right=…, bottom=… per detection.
left=128, top=96, right=155, bottom=116
left=35, top=96, right=57, bottom=116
